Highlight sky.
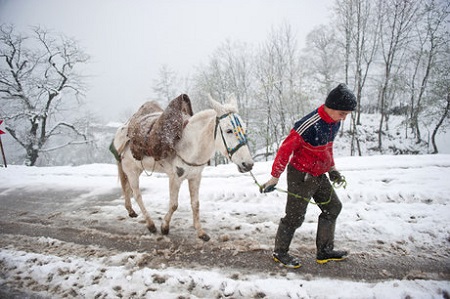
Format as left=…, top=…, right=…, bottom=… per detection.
left=1, top=154, right=449, bottom=297
left=0, top=0, right=334, bottom=121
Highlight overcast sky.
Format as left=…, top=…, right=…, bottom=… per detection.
left=1, top=0, right=334, bottom=121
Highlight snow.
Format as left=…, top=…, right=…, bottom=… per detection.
left=1, top=155, right=450, bottom=298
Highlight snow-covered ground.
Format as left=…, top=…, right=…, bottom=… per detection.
left=0, top=155, right=449, bottom=298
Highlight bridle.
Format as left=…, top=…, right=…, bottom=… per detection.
left=214, top=112, right=249, bottom=161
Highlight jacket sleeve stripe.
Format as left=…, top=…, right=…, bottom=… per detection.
left=295, top=113, right=321, bottom=136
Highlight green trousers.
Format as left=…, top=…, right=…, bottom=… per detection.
left=274, top=164, right=342, bottom=255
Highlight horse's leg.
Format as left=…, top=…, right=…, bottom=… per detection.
left=161, top=176, right=181, bottom=235
left=188, top=176, right=210, bottom=241
left=127, top=168, right=157, bottom=233
left=117, top=160, right=138, bottom=217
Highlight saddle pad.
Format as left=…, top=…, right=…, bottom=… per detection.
left=127, top=94, right=194, bottom=161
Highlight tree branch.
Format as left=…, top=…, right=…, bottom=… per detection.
left=47, top=122, right=87, bottom=140
left=41, top=139, right=90, bottom=152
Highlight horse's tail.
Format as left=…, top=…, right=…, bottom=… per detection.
left=110, top=138, right=132, bottom=199
left=117, top=158, right=132, bottom=199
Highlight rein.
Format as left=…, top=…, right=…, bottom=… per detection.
left=249, top=171, right=347, bottom=206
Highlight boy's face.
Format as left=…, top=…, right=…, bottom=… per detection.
left=327, top=109, right=352, bottom=122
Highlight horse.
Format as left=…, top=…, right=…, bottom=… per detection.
left=110, top=95, right=254, bottom=241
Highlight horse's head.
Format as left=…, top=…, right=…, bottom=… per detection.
left=209, top=95, right=254, bottom=173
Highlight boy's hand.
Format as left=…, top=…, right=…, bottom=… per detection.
left=328, top=169, right=344, bottom=184
left=260, top=177, right=279, bottom=193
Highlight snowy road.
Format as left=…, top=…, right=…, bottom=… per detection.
left=0, top=155, right=449, bottom=298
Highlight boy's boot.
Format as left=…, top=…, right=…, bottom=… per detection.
left=273, top=220, right=301, bottom=268
left=316, top=249, right=349, bottom=264
left=316, top=216, right=348, bottom=264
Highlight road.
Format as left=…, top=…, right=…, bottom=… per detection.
left=1, top=188, right=448, bottom=288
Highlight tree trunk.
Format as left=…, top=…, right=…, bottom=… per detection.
left=431, top=92, right=450, bottom=154
left=25, top=146, right=39, bottom=166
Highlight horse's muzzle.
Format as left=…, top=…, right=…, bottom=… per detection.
left=238, top=161, right=254, bottom=173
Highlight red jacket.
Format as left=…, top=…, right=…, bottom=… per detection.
left=271, top=105, right=340, bottom=177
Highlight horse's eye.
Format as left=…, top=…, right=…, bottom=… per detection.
left=226, top=129, right=233, bottom=134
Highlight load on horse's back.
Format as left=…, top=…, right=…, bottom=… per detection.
left=127, top=94, right=193, bottom=161
left=110, top=94, right=254, bottom=241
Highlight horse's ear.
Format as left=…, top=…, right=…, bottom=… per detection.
left=208, top=94, right=222, bottom=111
left=227, top=94, right=238, bottom=110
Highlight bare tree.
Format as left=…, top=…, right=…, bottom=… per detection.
left=430, top=90, right=450, bottom=154
left=302, top=25, right=342, bottom=94
left=192, top=39, right=253, bottom=106
left=0, top=25, right=90, bottom=166
left=190, top=39, right=255, bottom=164
left=334, top=0, right=380, bottom=156
left=152, top=64, right=180, bottom=105
left=218, top=39, right=254, bottom=121
left=407, top=0, right=450, bottom=144
left=376, top=0, right=419, bottom=151
left=334, top=0, right=355, bottom=86
left=255, top=24, right=304, bottom=159
left=428, top=37, right=450, bottom=154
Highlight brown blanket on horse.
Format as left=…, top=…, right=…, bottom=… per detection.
left=127, top=94, right=194, bottom=161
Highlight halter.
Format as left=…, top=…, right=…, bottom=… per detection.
left=215, top=112, right=249, bottom=160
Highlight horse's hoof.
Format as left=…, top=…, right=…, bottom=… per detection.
left=129, top=211, right=138, bottom=218
left=161, top=225, right=169, bottom=235
left=199, top=234, right=210, bottom=242
left=147, top=225, right=157, bottom=234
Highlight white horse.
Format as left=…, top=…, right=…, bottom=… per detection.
left=111, top=95, right=254, bottom=241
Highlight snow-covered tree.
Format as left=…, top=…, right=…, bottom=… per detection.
left=0, top=25, right=90, bottom=166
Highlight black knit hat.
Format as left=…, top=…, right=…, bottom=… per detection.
left=325, top=83, right=357, bottom=111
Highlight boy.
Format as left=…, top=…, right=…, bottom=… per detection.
left=261, top=83, right=356, bottom=268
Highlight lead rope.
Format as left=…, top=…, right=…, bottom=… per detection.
left=249, top=171, right=347, bottom=206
